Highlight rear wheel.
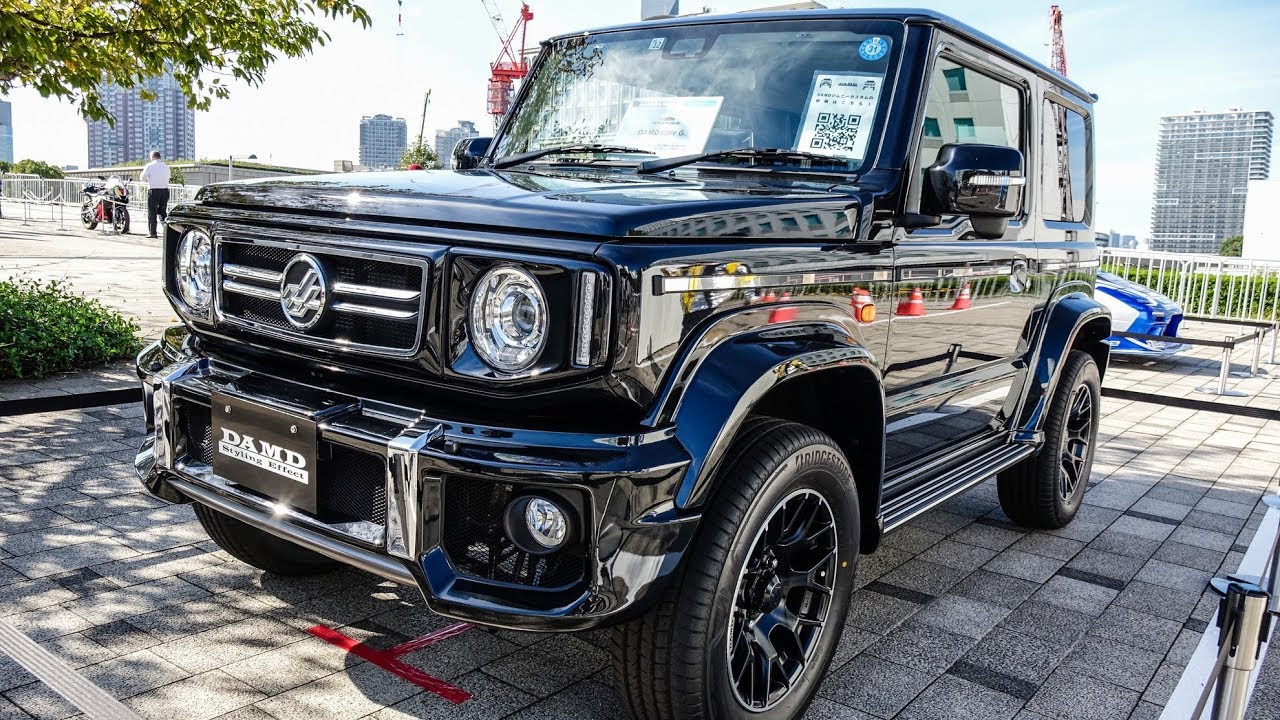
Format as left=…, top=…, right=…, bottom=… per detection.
left=998, top=349, right=1100, bottom=528
left=194, top=503, right=339, bottom=576
left=611, top=419, right=859, bottom=720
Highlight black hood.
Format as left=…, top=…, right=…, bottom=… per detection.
left=194, top=169, right=862, bottom=241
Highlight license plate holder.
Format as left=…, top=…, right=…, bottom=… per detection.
left=211, top=390, right=319, bottom=514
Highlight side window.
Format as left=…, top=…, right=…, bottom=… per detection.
left=1043, top=100, right=1090, bottom=223
left=911, top=57, right=1024, bottom=211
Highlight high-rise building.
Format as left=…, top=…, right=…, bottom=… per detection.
left=359, top=114, right=408, bottom=170
left=86, top=72, right=195, bottom=169
left=1149, top=108, right=1273, bottom=254
left=435, top=121, right=480, bottom=169
left=0, top=100, right=13, bottom=163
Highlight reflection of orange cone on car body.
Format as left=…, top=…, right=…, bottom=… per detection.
left=896, top=287, right=926, bottom=317
left=950, top=283, right=972, bottom=310
left=851, top=287, right=876, bottom=323
left=769, top=291, right=798, bottom=323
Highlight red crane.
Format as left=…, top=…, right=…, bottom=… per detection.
left=1049, top=5, right=1068, bottom=76
left=481, top=1, right=534, bottom=129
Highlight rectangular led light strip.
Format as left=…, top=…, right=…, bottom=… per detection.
left=574, top=272, right=597, bottom=367
left=656, top=269, right=891, bottom=295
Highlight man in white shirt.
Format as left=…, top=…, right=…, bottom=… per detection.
left=139, top=150, right=171, bottom=238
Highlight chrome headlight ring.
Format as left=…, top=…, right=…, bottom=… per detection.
left=175, top=229, right=213, bottom=312
left=469, top=266, right=549, bottom=373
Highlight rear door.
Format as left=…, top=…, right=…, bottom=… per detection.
left=882, top=39, right=1041, bottom=475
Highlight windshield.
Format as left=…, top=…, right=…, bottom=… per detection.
left=495, top=18, right=903, bottom=172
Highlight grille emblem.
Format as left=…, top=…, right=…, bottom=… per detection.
left=280, top=254, right=328, bottom=330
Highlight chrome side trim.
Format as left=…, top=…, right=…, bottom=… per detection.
left=656, top=269, right=892, bottom=295
left=152, top=359, right=205, bottom=471
left=386, top=422, right=442, bottom=560
left=167, top=475, right=415, bottom=586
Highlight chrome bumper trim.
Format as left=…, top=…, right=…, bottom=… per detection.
left=167, top=474, right=416, bottom=586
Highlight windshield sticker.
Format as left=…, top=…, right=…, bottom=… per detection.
left=648, top=37, right=665, bottom=50
left=795, top=72, right=884, bottom=160
left=614, top=96, right=724, bottom=156
left=859, top=37, right=890, bottom=61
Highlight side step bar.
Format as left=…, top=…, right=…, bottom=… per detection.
left=881, top=443, right=1036, bottom=532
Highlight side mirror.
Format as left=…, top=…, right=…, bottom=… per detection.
left=453, top=137, right=493, bottom=170
left=922, top=143, right=1025, bottom=239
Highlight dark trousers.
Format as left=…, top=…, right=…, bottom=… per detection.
left=147, top=188, right=170, bottom=237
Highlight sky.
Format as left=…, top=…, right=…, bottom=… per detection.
left=6, top=0, right=1280, bottom=239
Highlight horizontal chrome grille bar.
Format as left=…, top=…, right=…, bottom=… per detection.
left=331, top=282, right=420, bottom=302
left=330, top=301, right=418, bottom=319
left=222, top=263, right=282, bottom=283
left=223, top=279, right=281, bottom=300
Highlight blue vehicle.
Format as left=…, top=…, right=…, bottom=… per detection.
left=1097, top=271, right=1190, bottom=356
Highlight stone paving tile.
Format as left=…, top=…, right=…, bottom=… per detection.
left=504, top=677, right=620, bottom=720
left=222, top=635, right=367, bottom=697
left=998, top=600, right=1092, bottom=647
left=1030, top=575, right=1119, bottom=618
left=803, top=698, right=873, bottom=719
left=254, top=661, right=423, bottom=720
left=844, top=587, right=923, bottom=634
left=371, top=670, right=534, bottom=720
left=958, top=627, right=1070, bottom=686
left=479, top=635, right=607, bottom=699
left=81, top=648, right=190, bottom=699
left=898, top=674, right=1024, bottom=720
left=819, top=655, right=936, bottom=718
left=1088, top=606, right=1183, bottom=655
left=126, top=670, right=266, bottom=720
left=1112, top=581, right=1201, bottom=623
left=1062, top=636, right=1162, bottom=692
left=913, top=594, right=1010, bottom=640
left=150, top=615, right=308, bottom=674
left=865, top=619, right=977, bottom=674
left=1023, top=669, right=1139, bottom=720
left=3, top=680, right=79, bottom=720
left=984, top=549, right=1067, bottom=583
left=950, top=569, right=1040, bottom=610
left=1133, top=558, right=1213, bottom=596
left=1007, top=532, right=1086, bottom=561
left=401, top=629, right=523, bottom=683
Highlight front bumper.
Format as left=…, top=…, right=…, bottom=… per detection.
left=134, top=328, right=697, bottom=630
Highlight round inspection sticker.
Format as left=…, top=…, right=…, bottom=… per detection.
left=859, top=36, right=889, bottom=61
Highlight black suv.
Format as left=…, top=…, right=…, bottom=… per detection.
left=135, top=9, right=1109, bottom=719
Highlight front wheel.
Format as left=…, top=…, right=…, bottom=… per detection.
left=612, top=419, right=860, bottom=720
left=80, top=203, right=97, bottom=230
left=998, top=349, right=1101, bottom=528
left=112, top=206, right=129, bottom=234
left=194, top=503, right=339, bottom=576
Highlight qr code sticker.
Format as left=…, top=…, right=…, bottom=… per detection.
left=809, top=113, right=861, bottom=151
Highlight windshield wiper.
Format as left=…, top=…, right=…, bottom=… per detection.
left=492, top=144, right=657, bottom=169
left=636, top=148, right=853, bottom=175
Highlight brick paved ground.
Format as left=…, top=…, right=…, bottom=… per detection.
left=0, top=371, right=1276, bottom=719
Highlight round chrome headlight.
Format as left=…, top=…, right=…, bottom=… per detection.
left=469, top=266, right=547, bottom=372
left=175, top=229, right=213, bottom=311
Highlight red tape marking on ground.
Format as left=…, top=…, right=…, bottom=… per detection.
left=307, top=623, right=474, bottom=704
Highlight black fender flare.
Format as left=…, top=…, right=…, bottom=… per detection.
left=658, top=322, right=880, bottom=510
left=1014, top=291, right=1110, bottom=440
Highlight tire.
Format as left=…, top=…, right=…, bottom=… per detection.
left=80, top=204, right=97, bottom=230
left=611, top=419, right=860, bottom=720
left=112, top=206, right=129, bottom=234
left=998, top=349, right=1101, bottom=529
left=194, top=503, right=339, bottom=576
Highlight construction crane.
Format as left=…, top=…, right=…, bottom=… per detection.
left=1048, top=5, right=1072, bottom=220
left=417, top=89, right=431, bottom=146
left=481, top=1, right=534, bottom=131
left=1048, top=5, right=1067, bottom=76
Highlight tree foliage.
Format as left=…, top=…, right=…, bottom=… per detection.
left=400, top=140, right=439, bottom=169
left=1219, top=235, right=1243, bottom=257
left=0, top=159, right=65, bottom=178
left=0, top=0, right=372, bottom=123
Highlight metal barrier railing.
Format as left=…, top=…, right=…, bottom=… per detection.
left=1190, top=494, right=1279, bottom=720
left=0, top=174, right=200, bottom=217
left=1101, top=248, right=1280, bottom=324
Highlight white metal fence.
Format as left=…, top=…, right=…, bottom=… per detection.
left=1100, top=248, right=1280, bottom=324
left=0, top=174, right=200, bottom=217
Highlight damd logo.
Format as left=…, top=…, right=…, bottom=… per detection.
left=217, top=428, right=310, bottom=484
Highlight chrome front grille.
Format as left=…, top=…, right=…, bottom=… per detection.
left=216, top=238, right=428, bottom=356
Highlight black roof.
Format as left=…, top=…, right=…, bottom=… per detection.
left=555, top=7, right=1095, bottom=103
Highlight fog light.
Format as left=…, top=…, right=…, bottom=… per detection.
left=504, top=495, right=571, bottom=554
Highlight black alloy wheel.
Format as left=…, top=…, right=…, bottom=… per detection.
left=728, top=489, right=837, bottom=711
left=997, top=349, right=1101, bottom=529
left=1059, top=384, right=1093, bottom=500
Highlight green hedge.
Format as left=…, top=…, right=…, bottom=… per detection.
left=0, top=278, right=142, bottom=380
left=1102, top=264, right=1280, bottom=321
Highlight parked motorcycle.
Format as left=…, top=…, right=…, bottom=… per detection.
left=80, top=176, right=130, bottom=233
